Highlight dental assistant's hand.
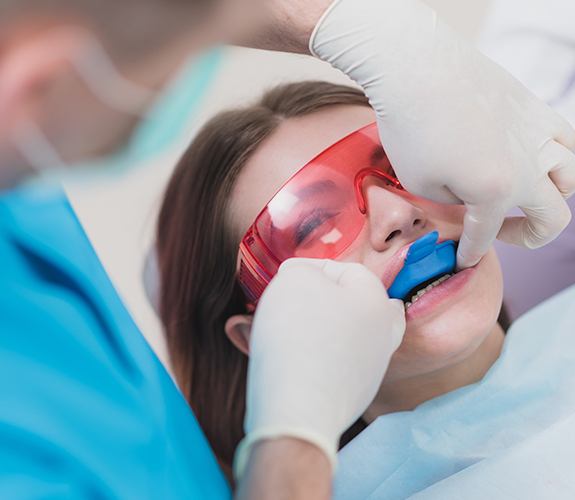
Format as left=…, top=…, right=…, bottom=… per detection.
left=310, top=0, right=575, bottom=268
left=234, top=259, right=406, bottom=481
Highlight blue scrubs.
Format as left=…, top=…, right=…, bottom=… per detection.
left=0, top=185, right=230, bottom=499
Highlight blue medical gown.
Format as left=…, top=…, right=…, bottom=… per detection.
left=0, top=186, right=230, bottom=499
left=334, top=283, right=575, bottom=499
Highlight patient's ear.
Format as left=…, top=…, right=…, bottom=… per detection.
left=225, top=315, right=253, bottom=356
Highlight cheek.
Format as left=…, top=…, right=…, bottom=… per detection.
left=387, top=249, right=504, bottom=379
left=418, top=198, right=466, bottom=239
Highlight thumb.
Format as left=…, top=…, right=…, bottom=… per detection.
left=318, top=260, right=386, bottom=295
left=280, top=259, right=384, bottom=293
left=457, top=204, right=505, bottom=269
left=388, top=299, right=407, bottom=350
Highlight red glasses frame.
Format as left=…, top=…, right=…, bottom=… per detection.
left=237, top=122, right=402, bottom=307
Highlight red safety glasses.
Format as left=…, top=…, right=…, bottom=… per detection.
left=237, top=122, right=403, bottom=307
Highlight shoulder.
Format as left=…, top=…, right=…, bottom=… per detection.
left=0, top=187, right=231, bottom=498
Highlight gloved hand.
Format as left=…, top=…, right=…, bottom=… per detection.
left=311, top=0, right=575, bottom=268
left=234, top=259, right=406, bottom=479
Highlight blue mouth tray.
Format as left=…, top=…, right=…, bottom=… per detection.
left=388, top=231, right=456, bottom=301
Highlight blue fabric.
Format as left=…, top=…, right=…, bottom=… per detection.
left=0, top=185, right=230, bottom=499
left=125, top=49, right=222, bottom=160
left=334, top=284, right=575, bottom=500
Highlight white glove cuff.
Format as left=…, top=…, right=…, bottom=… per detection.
left=233, top=427, right=338, bottom=481
left=308, top=0, right=345, bottom=58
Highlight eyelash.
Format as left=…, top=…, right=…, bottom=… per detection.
left=295, top=209, right=340, bottom=246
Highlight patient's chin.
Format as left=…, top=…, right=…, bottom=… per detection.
left=385, top=250, right=503, bottom=380
left=392, top=320, right=496, bottom=378
left=386, top=291, right=501, bottom=379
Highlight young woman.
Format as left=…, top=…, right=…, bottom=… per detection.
left=155, top=81, right=510, bottom=483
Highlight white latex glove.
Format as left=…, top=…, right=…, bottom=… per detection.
left=234, top=259, right=406, bottom=478
left=311, top=0, right=575, bottom=268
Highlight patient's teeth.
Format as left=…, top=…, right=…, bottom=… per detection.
left=409, top=272, right=456, bottom=304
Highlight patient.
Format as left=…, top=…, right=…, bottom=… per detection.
left=155, top=81, right=509, bottom=482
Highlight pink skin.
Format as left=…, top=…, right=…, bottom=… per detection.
left=227, top=104, right=505, bottom=415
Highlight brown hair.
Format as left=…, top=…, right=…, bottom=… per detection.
left=156, top=81, right=370, bottom=479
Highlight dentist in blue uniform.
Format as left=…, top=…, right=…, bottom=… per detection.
left=1, top=0, right=574, bottom=498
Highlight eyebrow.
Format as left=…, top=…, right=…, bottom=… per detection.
left=370, top=145, right=388, bottom=167
left=295, top=179, right=339, bottom=198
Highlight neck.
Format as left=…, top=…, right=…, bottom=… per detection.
left=364, top=323, right=505, bottom=421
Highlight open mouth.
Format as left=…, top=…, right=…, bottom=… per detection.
left=385, top=232, right=459, bottom=309
left=403, top=271, right=456, bottom=309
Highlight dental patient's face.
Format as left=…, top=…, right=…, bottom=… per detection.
left=229, top=105, right=504, bottom=381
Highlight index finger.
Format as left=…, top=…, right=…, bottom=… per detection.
left=457, top=204, right=506, bottom=270
left=280, top=258, right=385, bottom=293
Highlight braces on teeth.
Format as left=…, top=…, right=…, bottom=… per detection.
left=404, top=273, right=454, bottom=309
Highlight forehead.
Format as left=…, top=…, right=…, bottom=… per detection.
left=229, top=104, right=376, bottom=237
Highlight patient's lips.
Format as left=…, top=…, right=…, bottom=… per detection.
left=380, top=234, right=477, bottom=322
left=380, top=241, right=414, bottom=290
left=404, top=266, right=475, bottom=320
left=380, top=235, right=453, bottom=291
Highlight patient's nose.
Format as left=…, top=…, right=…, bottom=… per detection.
left=364, top=180, right=426, bottom=252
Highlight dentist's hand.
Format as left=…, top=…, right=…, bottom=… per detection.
left=234, top=259, right=406, bottom=479
left=311, top=0, right=575, bottom=268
